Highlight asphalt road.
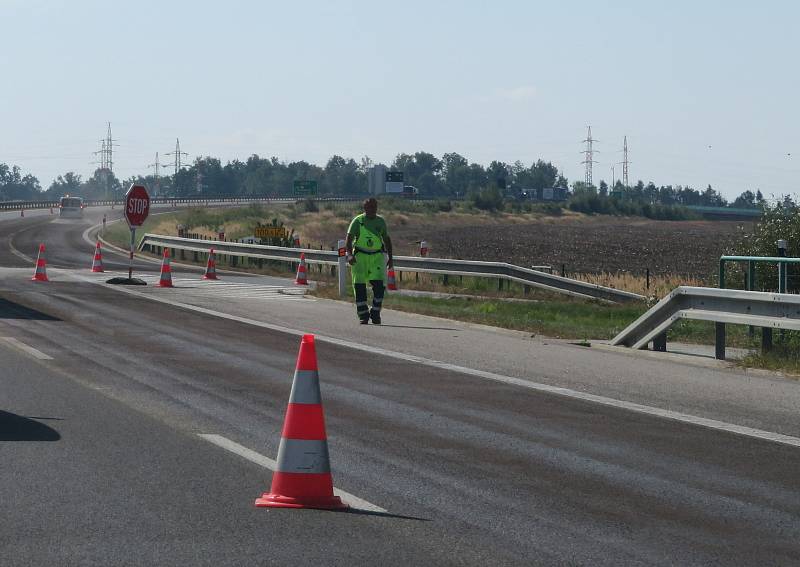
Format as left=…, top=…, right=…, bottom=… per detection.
left=1, top=209, right=799, bottom=566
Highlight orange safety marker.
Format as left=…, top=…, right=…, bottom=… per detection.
left=203, top=248, right=219, bottom=280
left=294, top=252, right=308, bottom=286
left=91, top=241, right=104, bottom=273
left=31, top=243, right=49, bottom=282
left=255, top=334, right=347, bottom=510
left=157, top=248, right=174, bottom=287
left=387, top=269, right=398, bottom=291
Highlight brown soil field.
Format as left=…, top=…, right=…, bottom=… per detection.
left=389, top=216, right=754, bottom=280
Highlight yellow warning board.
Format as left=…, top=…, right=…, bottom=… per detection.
left=255, top=226, right=288, bottom=239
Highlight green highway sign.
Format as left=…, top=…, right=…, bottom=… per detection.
left=293, top=180, right=318, bottom=196
left=385, top=171, right=404, bottom=182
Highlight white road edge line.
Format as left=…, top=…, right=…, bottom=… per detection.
left=198, top=433, right=387, bottom=513
left=71, top=272, right=800, bottom=450
left=0, top=337, right=54, bottom=360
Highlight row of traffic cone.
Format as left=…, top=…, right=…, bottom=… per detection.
left=34, top=242, right=399, bottom=292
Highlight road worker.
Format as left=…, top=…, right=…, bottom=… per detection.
left=345, top=197, right=393, bottom=324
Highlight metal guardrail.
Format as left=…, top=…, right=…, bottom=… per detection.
left=0, top=195, right=451, bottom=211
left=611, top=286, right=800, bottom=359
left=138, top=234, right=644, bottom=303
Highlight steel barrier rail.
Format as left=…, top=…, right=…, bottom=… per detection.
left=611, top=286, right=800, bottom=359
left=137, top=233, right=644, bottom=303
left=0, top=195, right=449, bottom=211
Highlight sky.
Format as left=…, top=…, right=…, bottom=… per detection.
left=0, top=0, right=798, bottom=201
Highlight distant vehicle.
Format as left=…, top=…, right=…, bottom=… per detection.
left=59, top=196, right=84, bottom=218
left=402, top=185, right=418, bottom=198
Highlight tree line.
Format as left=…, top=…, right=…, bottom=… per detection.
left=0, top=151, right=786, bottom=210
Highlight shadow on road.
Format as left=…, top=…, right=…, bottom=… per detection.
left=0, top=410, right=61, bottom=441
left=0, top=298, right=60, bottom=321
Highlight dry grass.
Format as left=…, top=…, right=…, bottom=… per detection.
left=576, top=272, right=706, bottom=299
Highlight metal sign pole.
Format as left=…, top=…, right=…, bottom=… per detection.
left=129, top=227, right=135, bottom=280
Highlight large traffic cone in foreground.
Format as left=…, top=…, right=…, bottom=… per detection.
left=91, top=241, right=104, bottom=273
left=294, top=253, right=308, bottom=286
left=31, top=243, right=48, bottom=282
left=157, top=248, right=174, bottom=287
left=255, top=334, right=347, bottom=510
left=387, top=269, right=398, bottom=291
left=203, top=248, right=218, bottom=280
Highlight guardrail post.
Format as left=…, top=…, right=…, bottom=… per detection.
left=524, top=285, right=531, bottom=296
left=761, top=328, right=773, bottom=353
left=652, top=332, right=667, bottom=352
left=498, top=279, right=503, bottom=291
left=714, top=323, right=726, bottom=360
left=718, top=259, right=726, bottom=289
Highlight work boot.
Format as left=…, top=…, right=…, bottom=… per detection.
left=359, top=317, right=370, bottom=325
left=370, top=310, right=381, bottom=325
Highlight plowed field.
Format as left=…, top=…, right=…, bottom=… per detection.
left=390, top=217, right=752, bottom=279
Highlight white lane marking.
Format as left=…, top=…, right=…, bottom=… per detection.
left=74, top=274, right=800, bottom=450
left=0, top=337, right=54, bottom=360
left=198, top=434, right=387, bottom=513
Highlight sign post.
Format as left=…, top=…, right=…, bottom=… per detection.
left=124, top=184, right=151, bottom=281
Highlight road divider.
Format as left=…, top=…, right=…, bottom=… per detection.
left=140, top=233, right=644, bottom=303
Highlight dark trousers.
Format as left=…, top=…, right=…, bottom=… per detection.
left=354, top=280, right=384, bottom=321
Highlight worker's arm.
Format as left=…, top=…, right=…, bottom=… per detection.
left=384, top=235, right=393, bottom=269
left=345, top=233, right=356, bottom=265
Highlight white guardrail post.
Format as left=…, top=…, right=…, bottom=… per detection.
left=337, top=239, right=347, bottom=298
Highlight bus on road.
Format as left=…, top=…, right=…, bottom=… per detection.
left=59, top=196, right=84, bottom=218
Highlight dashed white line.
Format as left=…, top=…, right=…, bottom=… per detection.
left=0, top=337, right=54, bottom=360
left=198, top=433, right=386, bottom=513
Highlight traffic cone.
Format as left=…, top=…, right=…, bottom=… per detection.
left=157, top=248, right=174, bottom=287
left=387, top=269, right=398, bottom=291
left=294, top=253, right=308, bottom=285
left=91, top=241, right=104, bottom=273
left=203, top=248, right=218, bottom=280
left=31, top=244, right=48, bottom=282
left=255, top=334, right=347, bottom=510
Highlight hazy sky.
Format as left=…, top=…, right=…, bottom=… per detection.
left=1, top=0, right=797, bottom=200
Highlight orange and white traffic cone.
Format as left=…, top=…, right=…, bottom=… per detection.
left=31, top=243, right=48, bottom=282
left=91, top=241, right=104, bottom=273
left=294, top=252, right=308, bottom=286
left=157, top=248, right=174, bottom=287
left=203, top=248, right=218, bottom=280
left=387, top=269, right=398, bottom=291
left=255, top=334, right=347, bottom=510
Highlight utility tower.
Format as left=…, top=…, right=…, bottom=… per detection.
left=620, top=136, right=630, bottom=187
left=165, top=138, right=189, bottom=175
left=92, top=123, right=117, bottom=199
left=581, top=126, right=598, bottom=186
left=147, top=152, right=168, bottom=195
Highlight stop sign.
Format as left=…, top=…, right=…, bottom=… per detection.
left=124, top=184, right=150, bottom=227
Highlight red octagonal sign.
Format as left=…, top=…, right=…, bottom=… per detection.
left=124, top=184, right=150, bottom=227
